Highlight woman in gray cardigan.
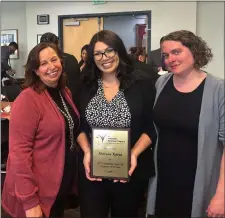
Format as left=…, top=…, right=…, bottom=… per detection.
left=147, top=30, right=224, bottom=218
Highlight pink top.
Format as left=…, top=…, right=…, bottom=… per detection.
left=2, top=87, right=80, bottom=217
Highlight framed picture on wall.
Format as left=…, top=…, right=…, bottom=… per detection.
left=1, top=29, right=19, bottom=59
left=37, top=15, right=50, bottom=25
left=37, top=34, right=42, bottom=44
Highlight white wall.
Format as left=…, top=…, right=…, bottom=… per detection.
left=197, top=2, right=224, bottom=78
left=4, top=2, right=223, bottom=79
left=25, top=1, right=197, bottom=53
left=1, top=2, right=27, bottom=78
left=103, top=15, right=146, bottom=51
left=2, top=2, right=223, bottom=79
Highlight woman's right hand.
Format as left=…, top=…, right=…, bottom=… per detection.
left=83, top=151, right=102, bottom=181
left=25, top=204, right=43, bottom=217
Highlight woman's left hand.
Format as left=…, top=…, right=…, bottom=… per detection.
left=113, top=153, right=137, bottom=183
left=207, top=192, right=225, bottom=217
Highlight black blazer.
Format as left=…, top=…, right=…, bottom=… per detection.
left=78, top=74, right=156, bottom=181
left=62, top=53, right=80, bottom=104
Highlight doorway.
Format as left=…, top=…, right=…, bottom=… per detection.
left=103, top=14, right=148, bottom=54
left=58, top=11, right=151, bottom=63
left=62, top=17, right=103, bottom=61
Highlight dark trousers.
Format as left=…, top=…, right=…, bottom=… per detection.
left=78, top=164, right=147, bottom=218
left=49, top=197, right=65, bottom=218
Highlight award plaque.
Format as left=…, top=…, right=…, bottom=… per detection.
left=91, top=128, right=130, bottom=180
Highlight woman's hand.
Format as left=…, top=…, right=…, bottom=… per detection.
left=83, top=151, right=102, bottom=181
left=128, top=152, right=138, bottom=176
left=25, top=205, right=43, bottom=218
left=113, top=152, right=137, bottom=183
left=207, top=192, right=225, bottom=217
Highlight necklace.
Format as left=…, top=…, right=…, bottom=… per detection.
left=54, top=91, right=75, bottom=151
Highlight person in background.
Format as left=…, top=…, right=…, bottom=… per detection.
left=147, top=30, right=224, bottom=218
left=129, top=46, right=147, bottom=63
left=129, top=46, right=138, bottom=55
left=40, top=32, right=80, bottom=105
left=78, top=44, right=89, bottom=72
left=77, top=30, right=156, bottom=218
left=2, top=42, right=80, bottom=218
left=1, top=42, right=18, bottom=79
left=128, top=46, right=159, bottom=82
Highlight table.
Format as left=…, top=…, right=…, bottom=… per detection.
left=1, top=101, right=12, bottom=120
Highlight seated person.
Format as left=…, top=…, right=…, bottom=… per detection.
left=128, top=47, right=159, bottom=82
left=129, top=46, right=147, bottom=63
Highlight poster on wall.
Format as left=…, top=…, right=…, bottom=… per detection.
left=1, top=29, right=19, bottom=59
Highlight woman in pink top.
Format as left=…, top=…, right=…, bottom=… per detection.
left=2, top=42, right=80, bottom=218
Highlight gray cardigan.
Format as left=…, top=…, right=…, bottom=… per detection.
left=147, top=73, right=225, bottom=217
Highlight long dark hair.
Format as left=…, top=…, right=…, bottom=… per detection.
left=81, top=44, right=89, bottom=54
left=79, top=44, right=89, bottom=66
left=22, top=42, right=67, bottom=92
left=82, top=30, right=139, bottom=93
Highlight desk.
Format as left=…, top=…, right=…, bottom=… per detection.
left=1, top=101, right=12, bottom=120
left=1, top=101, right=12, bottom=108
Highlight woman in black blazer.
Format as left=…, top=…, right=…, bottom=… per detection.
left=76, top=30, right=156, bottom=218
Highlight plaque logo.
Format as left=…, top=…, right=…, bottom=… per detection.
left=97, top=133, right=107, bottom=144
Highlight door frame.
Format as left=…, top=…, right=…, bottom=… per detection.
left=58, top=10, right=151, bottom=61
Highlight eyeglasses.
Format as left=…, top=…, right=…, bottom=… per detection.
left=93, top=48, right=116, bottom=61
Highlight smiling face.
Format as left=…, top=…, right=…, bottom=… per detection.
left=161, top=40, right=195, bottom=75
left=36, top=47, right=62, bottom=87
left=93, top=41, right=119, bottom=76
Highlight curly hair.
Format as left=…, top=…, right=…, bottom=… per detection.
left=40, top=32, right=59, bottom=45
left=160, top=30, right=213, bottom=69
left=82, top=30, right=139, bottom=94
left=22, top=42, right=67, bottom=92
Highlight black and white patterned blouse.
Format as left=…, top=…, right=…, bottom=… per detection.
left=85, top=79, right=131, bottom=128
